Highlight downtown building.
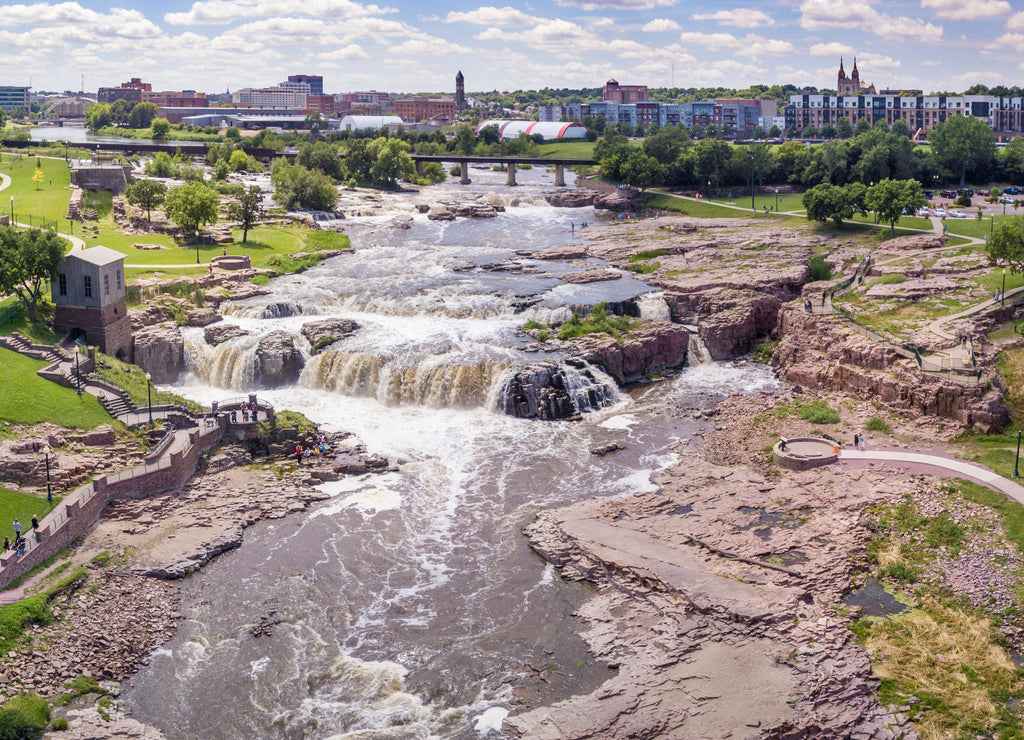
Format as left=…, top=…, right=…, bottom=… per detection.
left=539, top=99, right=764, bottom=138
left=0, top=86, right=30, bottom=112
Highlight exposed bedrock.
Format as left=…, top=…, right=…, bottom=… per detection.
left=568, top=322, right=690, bottom=384
left=132, top=323, right=185, bottom=384
left=253, top=331, right=306, bottom=389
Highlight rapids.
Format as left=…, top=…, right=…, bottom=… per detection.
left=122, top=166, right=780, bottom=739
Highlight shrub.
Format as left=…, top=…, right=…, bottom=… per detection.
left=50, top=718, right=68, bottom=731
left=0, top=693, right=50, bottom=739
left=808, top=255, right=832, bottom=282
left=926, top=515, right=964, bottom=550
left=881, top=562, right=918, bottom=583
left=557, top=302, right=634, bottom=341
left=866, top=416, right=890, bottom=433
left=752, top=340, right=778, bottom=364
left=523, top=319, right=547, bottom=330
left=626, top=261, right=659, bottom=274
left=250, top=274, right=271, bottom=286
left=536, top=331, right=550, bottom=343
left=872, top=273, right=907, bottom=285
left=798, top=400, right=840, bottom=424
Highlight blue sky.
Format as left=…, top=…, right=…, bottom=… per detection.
left=1, top=0, right=1022, bottom=96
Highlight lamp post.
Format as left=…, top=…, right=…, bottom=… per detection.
left=1002, top=268, right=1007, bottom=306
left=43, top=445, right=52, bottom=503
left=1015, top=430, right=1022, bottom=479
left=145, top=372, right=153, bottom=427
left=747, top=149, right=755, bottom=213
left=195, top=239, right=200, bottom=265
left=74, top=346, right=82, bottom=396
left=775, top=188, right=779, bottom=212
left=9, top=197, right=12, bottom=224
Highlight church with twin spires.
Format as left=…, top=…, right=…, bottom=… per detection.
left=837, top=58, right=876, bottom=95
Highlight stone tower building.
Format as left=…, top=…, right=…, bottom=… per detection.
left=52, top=246, right=132, bottom=360
left=837, top=58, right=876, bottom=96
left=455, top=70, right=465, bottom=112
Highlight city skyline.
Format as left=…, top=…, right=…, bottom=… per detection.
left=1, top=0, right=1023, bottom=95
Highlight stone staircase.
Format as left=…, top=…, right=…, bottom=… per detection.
left=0, top=332, right=67, bottom=364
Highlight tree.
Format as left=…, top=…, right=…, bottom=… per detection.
left=297, top=141, right=343, bottom=180
left=865, top=178, right=926, bottom=236
left=802, top=183, right=854, bottom=226
left=988, top=218, right=1024, bottom=273
left=855, top=118, right=872, bottom=135
left=929, top=115, right=996, bottom=186
left=164, top=181, right=219, bottom=242
left=305, top=112, right=325, bottom=141
left=228, top=149, right=249, bottom=172
left=144, top=152, right=175, bottom=177
left=619, top=150, right=664, bottom=194
left=0, top=227, right=65, bottom=322
left=85, top=103, right=112, bottom=132
left=768, top=124, right=782, bottom=138
left=478, top=124, right=500, bottom=145
left=125, top=179, right=167, bottom=222
left=150, top=118, right=171, bottom=139
left=228, top=185, right=264, bottom=243
left=819, top=123, right=837, bottom=139
left=1002, top=136, right=1024, bottom=185
left=225, top=126, right=241, bottom=141
left=367, top=137, right=413, bottom=188
left=32, top=167, right=43, bottom=191
left=451, top=125, right=476, bottom=155
left=110, top=99, right=134, bottom=126
left=836, top=117, right=853, bottom=139
left=692, top=138, right=733, bottom=193
left=271, top=163, right=339, bottom=210
left=128, top=102, right=158, bottom=129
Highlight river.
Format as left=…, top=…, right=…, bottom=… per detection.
left=28, top=123, right=207, bottom=147
left=120, top=166, right=778, bottom=739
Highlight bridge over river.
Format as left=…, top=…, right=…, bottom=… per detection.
left=409, top=154, right=596, bottom=186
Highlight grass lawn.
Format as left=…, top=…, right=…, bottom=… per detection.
left=943, top=215, right=1014, bottom=239
left=646, top=192, right=762, bottom=219
left=710, top=191, right=806, bottom=213
left=0, top=300, right=62, bottom=344
left=0, top=348, right=111, bottom=429
left=0, top=156, right=73, bottom=224
left=537, top=141, right=600, bottom=159
left=94, top=352, right=202, bottom=411
left=0, top=487, right=61, bottom=541
left=847, top=214, right=933, bottom=231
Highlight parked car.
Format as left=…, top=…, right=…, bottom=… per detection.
left=948, top=209, right=967, bottom=218
left=917, top=207, right=930, bottom=217
left=958, top=188, right=974, bottom=197
left=1005, top=186, right=1021, bottom=195
left=934, top=208, right=946, bottom=218
left=1000, top=195, right=1016, bottom=204
left=923, top=191, right=934, bottom=198
left=977, top=189, right=990, bottom=197
left=940, top=190, right=957, bottom=198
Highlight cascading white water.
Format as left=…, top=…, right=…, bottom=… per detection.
left=637, top=291, right=672, bottom=321
left=688, top=334, right=714, bottom=366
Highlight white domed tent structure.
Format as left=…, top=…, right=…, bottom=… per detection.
left=474, top=120, right=586, bottom=141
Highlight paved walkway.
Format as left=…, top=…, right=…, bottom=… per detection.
left=0, top=169, right=86, bottom=251
left=839, top=447, right=1024, bottom=506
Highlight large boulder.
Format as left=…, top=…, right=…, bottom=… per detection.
left=570, top=323, right=690, bottom=384
left=204, top=323, right=250, bottom=346
left=299, top=318, right=360, bottom=349
left=594, top=190, right=642, bottom=212
left=254, top=331, right=305, bottom=388
left=133, top=324, right=185, bottom=384
left=546, top=190, right=595, bottom=208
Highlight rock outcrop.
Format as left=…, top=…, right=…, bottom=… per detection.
left=253, top=331, right=305, bottom=388
left=497, top=361, right=617, bottom=420
left=132, top=324, right=185, bottom=383
left=667, top=286, right=784, bottom=360
left=569, top=323, right=690, bottom=384
left=299, top=318, right=360, bottom=349
left=593, top=190, right=641, bottom=211
left=203, top=323, right=249, bottom=346
left=546, top=190, right=595, bottom=208
left=772, top=304, right=1008, bottom=432
left=561, top=269, right=621, bottom=284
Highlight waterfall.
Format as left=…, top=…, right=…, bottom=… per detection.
left=494, top=360, right=622, bottom=420
left=184, top=335, right=259, bottom=389
left=560, top=362, right=623, bottom=412
left=688, top=334, right=714, bottom=366
left=636, top=291, right=672, bottom=321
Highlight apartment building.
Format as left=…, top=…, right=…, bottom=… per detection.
left=0, top=86, right=30, bottom=112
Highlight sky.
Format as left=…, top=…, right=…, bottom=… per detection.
left=1, top=0, right=1023, bottom=96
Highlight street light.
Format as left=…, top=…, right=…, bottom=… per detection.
left=74, top=346, right=82, bottom=396
left=43, top=445, right=52, bottom=503
left=747, top=149, right=755, bottom=213
left=775, top=188, right=779, bottom=213
left=145, top=372, right=153, bottom=427
left=195, top=239, right=201, bottom=265
left=1002, top=268, right=1007, bottom=306
left=1015, top=430, right=1022, bottom=479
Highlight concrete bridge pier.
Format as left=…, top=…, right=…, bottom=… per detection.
left=506, top=162, right=517, bottom=187
left=460, top=165, right=470, bottom=185
left=415, top=160, right=424, bottom=177
left=555, top=164, right=565, bottom=187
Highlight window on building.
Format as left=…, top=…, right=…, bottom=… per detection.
left=116, top=269, right=122, bottom=291
left=83, top=275, right=92, bottom=298
left=104, top=274, right=110, bottom=296
left=58, top=273, right=66, bottom=296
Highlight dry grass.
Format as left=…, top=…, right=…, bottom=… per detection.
left=867, top=599, right=1022, bottom=739
left=874, top=541, right=904, bottom=569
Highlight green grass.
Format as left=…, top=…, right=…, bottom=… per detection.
left=536, top=141, right=600, bottom=159
left=869, top=273, right=909, bottom=286
left=646, top=192, right=760, bottom=219
left=865, top=416, right=891, bottom=433
left=0, top=693, right=50, bottom=739
left=0, top=487, right=61, bottom=544
left=950, top=478, right=1024, bottom=554
left=847, top=213, right=933, bottom=230
left=0, top=566, right=86, bottom=653
left=0, top=302, right=61, bottom=344
left=797, top=399, right=840, bottom=425
left=708, top=191, right=805, bottom=212
left=0, top=348, right=111, bottom=429
left=92, top=352, right=202, bottom=411
left=943, top=214, right=1015, bottom=239
left=557, top=302, right=635, bottom=341
left=0, top=156, right=72, bottom=224
left=975, top=267, right=1024, bottom=295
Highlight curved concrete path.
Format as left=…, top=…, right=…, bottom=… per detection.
left=0, top=170, right=85, bottom=251
left=839, top=446, right=1024, bottom=505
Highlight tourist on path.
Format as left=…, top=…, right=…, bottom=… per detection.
left=2, top=537, right=9, bottom=551
left=860, top=435, right=866, bottom=452
left=295, top=445, right=303, bottom=465
left=12, top=519, right=20, bottom=540
left=31, top=515, right=38, bottom=531
left=853, top=433, right=859, bottom=448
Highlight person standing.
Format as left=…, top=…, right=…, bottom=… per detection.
left=860, top=435, right=866, bottom=452
left=13, top=519, right=20, bottom=540
left=296, top=445, right=303, bottom=465
left=853, top=433, right=859, bottom=449
left=31, top=515, right=38, bottom=531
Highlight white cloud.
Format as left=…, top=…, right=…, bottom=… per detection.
left=389, top=35, right=472, bottom=56
left=1009, top=11, right=1024, bottom=30
left=320, top=43, right=369, bottom=60
left=553, top=0, right=677, bottom=10
left=642, top=18, right=680, bottom=32
left=986, top=33, right=1024, bottom=52
left=677, top=31, right=792, bottom=55
left=809, top=41, right=855, bottom=56
left=799, top=0, right=943, bottom=41
left=678, top=31, right=739, bottom=51
left=444, top=6, right=536, bottom=26
left=920, top=0, right=1009, bottom=20
left=690, top=8, right=775, bottom=28
left=164, top=0, right=395, bottom=25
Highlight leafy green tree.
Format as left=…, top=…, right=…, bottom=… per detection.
left=866, top=178, right=926, bottom=236
left=144, top=152, right=175, bottom=177
left=819, top=123, right=836, bottom=139
left=228, top=149, right=249, bottom=172
left=214, top=159, right=230, bottom=180
left=128, top=102, right=158, bottom=128
left=297, top=141, right=343, bottom=180
left=367, top=137, right=413, bottom=188
left=150, top=118, right=171, bottom=139
left=225, top=126, right=241, bottom=141
left=85, top=103, right=112, bottom=132
left=451, top=125, right=476, bottom=155
left=228, top=185, right=264, bottom=243
left=478, top=124, right=500, bottom=145
left=929, top=115, right=996, bottom=186
left=0, top=227, right=65, bottom=322
left=802, top=183, right=854, bottom=226
left=642, top=126, right=689, bottom=166
left=890, top=119, right=910, bottom=139
left=164, top=181, right=219, bottom=242
left=855, top=118, right=871, bottom=135
left=692, top=138, right=733, bottom=193
left=802, top=125, right=818, bottom=139
left=125, top=179, right=167, bottom=222
left=988, top=218, right=1024, bottom=273
left=271, top=164, right=339, bottom=210
left=110, top=99, right=134, bottom=126
left=619, top=150, right=664, bottom=194
left=305, top=112, right=325, bottom=141
left=768, top=124, right=782, bottom=138
left=836, top=117, right=853, bottom=139
left=1002, top=136, right=1024, bottom=185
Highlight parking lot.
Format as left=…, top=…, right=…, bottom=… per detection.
left=922, top=188, right=1024, bottom=219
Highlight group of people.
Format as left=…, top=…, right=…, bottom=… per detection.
left=295, top=434, right=329, bottom=465
left=852, top=433, right=867, bottom=451
left=4, top=516, right=39, bottom=557
left=229, top=400, right=261, bottom=424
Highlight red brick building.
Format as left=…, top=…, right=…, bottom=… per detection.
left=603, top=79, right=647, bottom=104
